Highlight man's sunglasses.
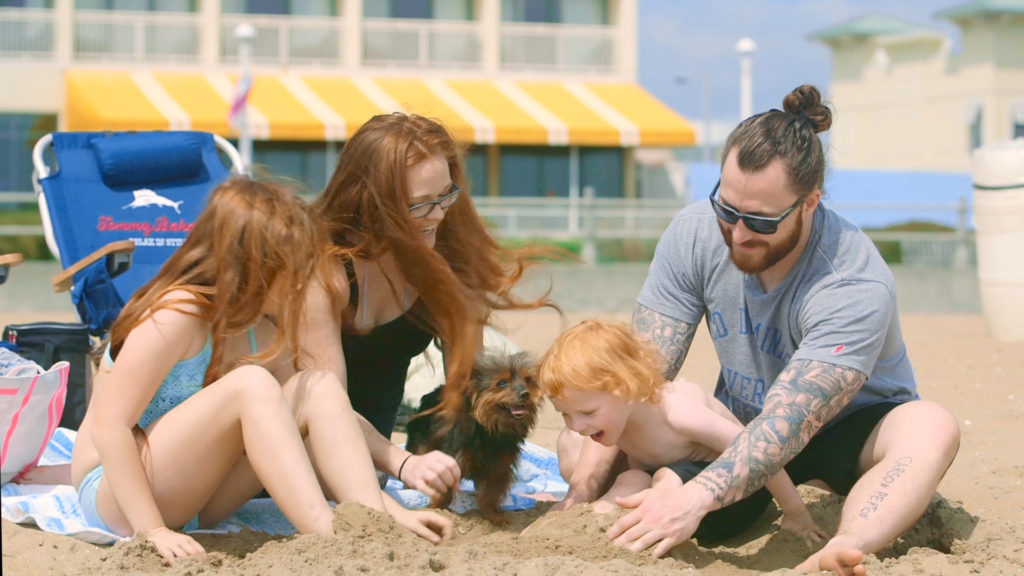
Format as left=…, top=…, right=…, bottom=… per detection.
left=708, top=180, right=804, bottom=235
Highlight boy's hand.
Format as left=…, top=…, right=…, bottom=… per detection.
left=780, top=508, right=829, bottom=548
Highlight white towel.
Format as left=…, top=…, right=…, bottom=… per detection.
left=1, top=428, right=568, bottom=544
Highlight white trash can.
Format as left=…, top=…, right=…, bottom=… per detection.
left=972, top=138, right=1024, bottom=342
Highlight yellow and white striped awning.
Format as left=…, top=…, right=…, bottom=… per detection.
left=64, top=70, right=695, bottom=147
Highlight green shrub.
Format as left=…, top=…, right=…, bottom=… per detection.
left=0, top=204, right=53, bottom=261
left=863, top=220, right=956, bottom=265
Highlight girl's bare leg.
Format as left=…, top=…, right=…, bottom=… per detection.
left=96, top=365, right=334, bottom=535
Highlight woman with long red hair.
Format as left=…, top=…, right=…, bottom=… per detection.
left=312, top=112, right=559, bottom=501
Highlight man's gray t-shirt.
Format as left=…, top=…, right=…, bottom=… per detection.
left=638, top=201, right=918, bottom=426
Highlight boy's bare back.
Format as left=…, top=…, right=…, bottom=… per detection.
left=616, top=378, right=746, bottom=471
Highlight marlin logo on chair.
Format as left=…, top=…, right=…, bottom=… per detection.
left=122, top=189, right=184, bottom=214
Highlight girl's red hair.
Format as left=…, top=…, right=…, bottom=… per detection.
left=108, top=176, right=337, bottom=385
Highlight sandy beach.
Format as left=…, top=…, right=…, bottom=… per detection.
left=3, top=264, right=1023, bottom=575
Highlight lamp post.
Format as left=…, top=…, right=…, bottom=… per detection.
left=675, top=74, right=713, bottom=163
left=233, top=22, right=256, bottom=174
left=735, top=37, right=757, bottom=121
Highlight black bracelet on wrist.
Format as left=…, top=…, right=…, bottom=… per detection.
left=397, top=454, right=413, bottom=483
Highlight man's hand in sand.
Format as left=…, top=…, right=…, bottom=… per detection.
left=391, top=508, right=453, bottom=544
left=606, top=481, right=712, bottom=557
left=399, top=451, right=461, bottom=501
left=143, top=526, right=206, bottom=564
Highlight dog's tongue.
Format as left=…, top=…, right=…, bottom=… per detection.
left=510, top=406, right=527, bottom=418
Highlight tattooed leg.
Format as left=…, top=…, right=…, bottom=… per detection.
left=796, top=400, right=960, bottom=575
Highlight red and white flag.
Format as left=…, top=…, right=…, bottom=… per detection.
left=228, top=74, right=252, bottom=129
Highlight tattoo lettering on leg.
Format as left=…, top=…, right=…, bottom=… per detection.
left=859, top=456, right=914, bottom=520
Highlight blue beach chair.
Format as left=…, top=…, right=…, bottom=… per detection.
left=32, top=131, right=243, bottom=334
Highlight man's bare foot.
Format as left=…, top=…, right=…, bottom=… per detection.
left=796, top=547, right=866, bottom=575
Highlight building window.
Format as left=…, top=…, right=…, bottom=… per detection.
left=363, top=0, right=472, bottom=19
left=502, top=0, right=605, bottom=24
left=222, top=0, right=334, bottom=16
left=75, top=0, right=195, bottom=10
left=0, top=113, right=56, bottom=192
left=1012, top=101, right=1024, bottom=140
left=464, top=147, right=487, bottom=197
left=2, top=1, right=54, bottom=7
left=250, top=141, right=331, bottom=195
left=497, top=146, right=623, bottom=198
left=968, top=102, right=982, bottom=152
left=580, top=147, right=622, bottom=198
left=500, top=146, right=569, bottom=197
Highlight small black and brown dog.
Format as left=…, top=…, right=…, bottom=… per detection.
left=405, top=350, right=541, bottom=525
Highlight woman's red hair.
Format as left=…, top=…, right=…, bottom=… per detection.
left=312, top=112, right=563, bottom=421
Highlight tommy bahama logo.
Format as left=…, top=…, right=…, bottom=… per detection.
left=97, top=216, right=194, bottom=237
left=123, top=189, right=184, bottom=214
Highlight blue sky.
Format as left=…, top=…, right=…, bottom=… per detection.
left=638, top=0, right=964, bottom=126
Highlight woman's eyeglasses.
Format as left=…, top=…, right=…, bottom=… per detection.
left=408, top=184, right=461, bottom=219
left=708, top=180, right=804, bottom=235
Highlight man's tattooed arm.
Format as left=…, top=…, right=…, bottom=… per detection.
left=693, top=359, right=867, bottom=506
left=631, top=302, right=698, bottom=380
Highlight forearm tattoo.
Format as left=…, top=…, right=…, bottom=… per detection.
left=694, top=359, right=867, bottom=505
left=631, top=303, right=697, bottom=380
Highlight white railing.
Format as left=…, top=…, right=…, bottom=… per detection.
left=1, top=191, right=977, bottom=266
left=220, top=14, right=342, bottom=67
left=500, top=22, right=615, bottom=73
left=362, top=18, right=481, bottom=69
left=0, top=7, right=54, bottom=59
left=473, top=195, right=975, bottom=267
left=473, top=196, right=681, bottom=240
left=73, top=9, right=200, bottom=62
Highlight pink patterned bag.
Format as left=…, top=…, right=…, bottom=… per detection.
left=0, top=358, right=69, bottom=484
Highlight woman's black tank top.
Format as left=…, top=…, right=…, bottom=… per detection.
left=341, top=260, right=433, bottom=438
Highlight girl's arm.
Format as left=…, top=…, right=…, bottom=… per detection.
left=89, top=297, right=206, bottom=537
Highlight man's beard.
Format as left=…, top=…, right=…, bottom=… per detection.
left=719, top=209, right=803, bottom=274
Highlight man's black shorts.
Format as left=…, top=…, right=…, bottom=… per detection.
left=662, top=401, right=903, bottom=542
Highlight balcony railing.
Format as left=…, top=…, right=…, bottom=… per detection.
left=220, top=14, right=341, bottom=67
left=0, top=7, right=54, bottom=59
left=74, top=9, right=200, bottom=62
left=501, top=22, right=615, bottom=73
left=0, top=8, right=622, bottom=76
left=362, top=18, right=481, bottom=69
